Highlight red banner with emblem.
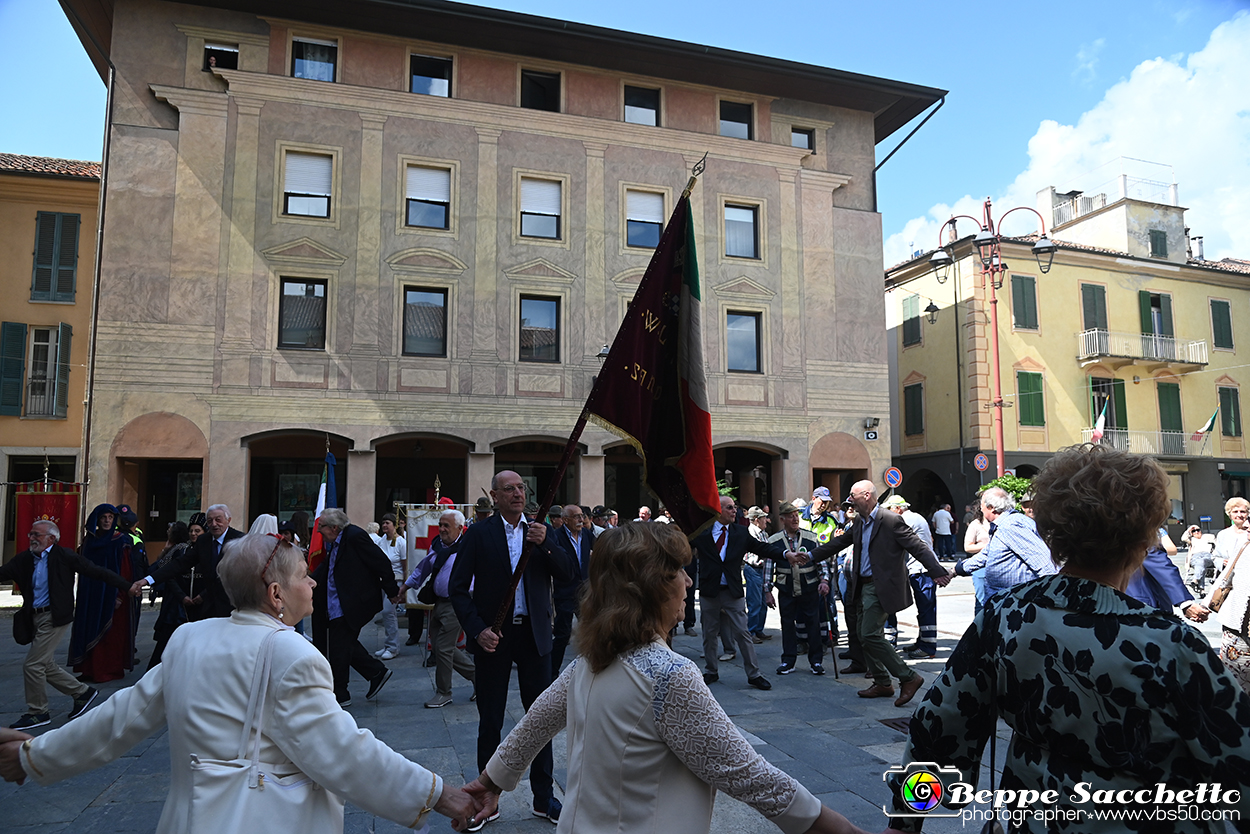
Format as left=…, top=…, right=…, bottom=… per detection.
left=16, top=482, right=82, bottom=552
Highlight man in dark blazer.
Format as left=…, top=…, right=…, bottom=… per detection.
left=551, top=503, right=594, bottom=675
left=1126, top=544, right=1209, bottom=622
left=311, top=507, right=399, bottom=706
left=449, top=470, right=577, bottom=825
left=811, top=480, right=950, bottom=707
left=132, top=502, right=243, bottom=620
left=2, top=520, right=130, bottom=730
left=691, top=495, right=784, bottom=690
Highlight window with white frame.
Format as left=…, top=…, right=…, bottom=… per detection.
left=520, top=177, right=561, bottom=239
left=291, top=37, right=337, bottom=82
left=278, top=279, right=327, bottom=350
left=726, top=311, right=761, bottom=373
left=625, top=190, right=664, bottom=248
left=410, top=54, right=451, bottom=96
left=403, top=287, right=448, bottom=356
left=724, top=204, right=758, bottom=259
left=203, top=43, right=238, bottom=71
left=283, top=152, right=333, bottom=218
left=0, top=321, right=71, bottom=418
left=405, top=166, right=451, bottom=229
left=519, top=295, right=560, bottom=362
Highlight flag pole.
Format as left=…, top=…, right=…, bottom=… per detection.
left=490, top=156, right=708, bottom=635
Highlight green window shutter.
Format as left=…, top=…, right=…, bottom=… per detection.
left=1212, top=300, right=1234, bottom=349
left=54, top=323, right=72, bottom=418
left=1158, top=294, right=1174, bottom=337
left=31, top=213, right=57, bottom=301
left=902, top=295, right=920, bottom=346
left=30, top=213, right=79, bottom=302
left=1221, top=388, right=1242, bottom=438
left=1112, top=378, right=1128, bottom=429
left=1157, top=382, right=1182, bottom=432
left=0, top=322, right=28, bottom=416
left=1081, top=284, right=1107, bottom=331
left=904, top=383, right=924, bottom=435
left=1150, top=229, right=1168, bottom=257
left=55, top=215, right=79, bottom=301
left=1012, top=275, right=1038, bottom=329
left=1139, top=291, right=1154, bottom=335
left=1017, top=371, right=1044, bottom=426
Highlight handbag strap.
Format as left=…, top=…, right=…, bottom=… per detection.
left=237, top=629, right=281, bottom=786
left=1226, top=538, right=1250, bottom=583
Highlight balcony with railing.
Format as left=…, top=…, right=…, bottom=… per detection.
left=1076, top=329, right=1208, bottom=371
left=1081, top=428, right=1213, bottom=457
left=24, top=375, right=57, bottom=417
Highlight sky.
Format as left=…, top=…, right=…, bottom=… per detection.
left=2, top=0, right=1248, bottom=263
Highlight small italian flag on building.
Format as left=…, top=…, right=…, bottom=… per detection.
left=1191, top=408, right=1219, bottom=441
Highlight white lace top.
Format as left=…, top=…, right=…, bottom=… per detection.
left=486, top=639, right=821, bottom=834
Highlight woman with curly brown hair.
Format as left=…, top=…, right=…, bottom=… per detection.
left=460, top=521, right=866, bottom=834
left=886, top=444, right=1250, bottom=833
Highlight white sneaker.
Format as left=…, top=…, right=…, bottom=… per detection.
left=374, top=648, right=385, bottom=657
left=379, top=649, right=398, bottom=660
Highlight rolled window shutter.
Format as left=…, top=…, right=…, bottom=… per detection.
left=521, top=178, right=561, bottom=216
left=626, top=191, right=664, bottom=223
left=56, top=214, right=78, bottom=300
left=32, top=212, right=56, bottom=300
left=0, top=322, right=28, bottom=416
left=285, top=153, right=332, bottom=196
left=54, top=323, right=72, bottom=417
left=407, top=167, right=450, bottom=202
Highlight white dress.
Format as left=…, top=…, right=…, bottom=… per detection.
left=485, top=638, right=821, bottom=834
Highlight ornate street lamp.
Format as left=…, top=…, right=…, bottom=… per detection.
left=924, top=300, right=940, bottom=325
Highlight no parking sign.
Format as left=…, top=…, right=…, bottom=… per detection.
left=884, top=467, right=903, bottom=489
left=974, top=453, right=990, bottom=472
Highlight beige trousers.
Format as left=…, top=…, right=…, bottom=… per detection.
left=25, top=610, right=88, bottom=714
left=429, top=599, right=475, bottom=696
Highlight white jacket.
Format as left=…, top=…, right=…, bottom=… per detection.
left=1207, top=526, right=1250, bottom=634
left=20, top=610, right=441, bottom=833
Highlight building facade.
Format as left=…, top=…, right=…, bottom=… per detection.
left=0, top=155, right=99, bottom=560
left=886, top=176, right=1250, bottom=528
left=62, top=0, right=943, bottom=536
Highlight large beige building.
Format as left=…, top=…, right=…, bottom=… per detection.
left=0, top=154, right=99, bottom=560
left=886, top=175, right=1250, bottom=525
left=62, top=0, right=943, bottom=535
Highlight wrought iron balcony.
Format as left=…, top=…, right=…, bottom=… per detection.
left=1077, top=329, right=1208, bottom=370
left=1081, top=428, right=1213, bottom=457
left=25, top=376, right=56, bottom=417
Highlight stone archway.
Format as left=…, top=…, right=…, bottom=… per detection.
left=808, top=431, right=872, bottom=502
left=108, top=412, right=210, bottom=543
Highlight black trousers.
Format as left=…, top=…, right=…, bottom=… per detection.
left=472, top=618, right=553, bottom=806
left=550, top=586, right=578, bottom=676
left=779, top=591, right=824, bottom=667
left=683, top=561, right=698, bottom=628
left=314, top=615, right=386, bottom=700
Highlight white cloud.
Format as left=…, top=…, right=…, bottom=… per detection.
left=1073, top=38, right=1105, bottom=85
left=884, top=11, right=1250, bottom=266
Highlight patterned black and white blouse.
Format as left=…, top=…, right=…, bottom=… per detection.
left=890, top=574, right=1250, bottom=832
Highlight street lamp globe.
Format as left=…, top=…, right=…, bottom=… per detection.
left=1032, top=236, right=1058, bottom=274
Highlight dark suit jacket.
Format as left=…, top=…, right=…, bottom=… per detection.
left=814, top=509, right=946, bottom=615
left=1126, top=547, right=1193, bottom=609
left=448, top=514, right=577, bottom=656
left=557, top=526, right=595, bottom=581
left=150, top=527, right=244, bottom=619
left=691, top=522, right=783, bottom=599
left=311, top=524, right=399, bottom=629
left=0, top=544, right=130, bottom=631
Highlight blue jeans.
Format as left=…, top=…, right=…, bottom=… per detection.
left=972, top=567, right=991, bottom=614
left=909, top=573, right=937, bottom=653
left=744, top=564, right=765, bottom=634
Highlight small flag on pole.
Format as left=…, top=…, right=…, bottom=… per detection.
left=307, top=451, right=337, bottom=571
left=1090, top=400, right=1108, bottom=445
left=1191, top=408, right=1219, bottom=441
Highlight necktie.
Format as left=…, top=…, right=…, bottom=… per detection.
left=715, top=528, right=727, bottom=554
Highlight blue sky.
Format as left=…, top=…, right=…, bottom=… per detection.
left=2, top=0, right=1248, bottom=259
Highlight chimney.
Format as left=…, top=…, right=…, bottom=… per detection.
left=1195, top=236, right=1205, bottom=261
left=1169, top=183, right=1179, bottom=206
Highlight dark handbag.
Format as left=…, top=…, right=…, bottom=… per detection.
left=1210, top=539, right=1249, bottom=613
left=13, top=606, right=34, bottom=645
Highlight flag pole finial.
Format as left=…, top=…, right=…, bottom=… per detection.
left=682, top=152, right=708, bottom=199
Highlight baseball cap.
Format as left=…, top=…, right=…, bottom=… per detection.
left=746, top=506, right=768, bottom=520
left=778, top=501, right=799, bottom=515
left=811, top=486, right=832, bottom=501
left=883, top=495, right=909, bottom=509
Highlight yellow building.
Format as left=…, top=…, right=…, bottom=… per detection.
left=0, top=154, right=100, bottom=560
left=886, top=178, right=1250, bottom=526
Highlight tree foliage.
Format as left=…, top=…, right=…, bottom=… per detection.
left=979, top=473, right=1033, bottom=503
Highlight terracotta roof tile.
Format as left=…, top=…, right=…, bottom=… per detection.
left=0, top=153, right=100, bottom=180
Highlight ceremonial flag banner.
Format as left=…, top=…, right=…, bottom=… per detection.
left=16, top=482, right=82, bottom=551
left=586, top=194, right=720, bottom=535
left=1192, top=408, right=1219, bottom=441
left=307, top=451, right=337, bottom=571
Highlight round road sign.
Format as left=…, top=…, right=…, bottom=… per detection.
left=974, top=453, right=990, bottom=472
left=884, top=467, right=903, bottom=488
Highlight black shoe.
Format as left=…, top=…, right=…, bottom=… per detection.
left=366, top=668, right=393, bottom=701
left=10, top=713, right=51, bottom=730
left=748, top=675, right=772, bottom=691
left=69, top=686, right=98, bottom=719
left=533, top=796, right=562, bottom=824
left=838, top=649, right=852, bottom=659
left=703, top=672, right=719, bottom=685
left=405, top=636, right=420, bottom=646
left=776, top=662, right=796, bottom=675
left=337, top=696, right=352, bottom=707
left=841, top=662, right=867, bottom=674
left=811, top=664, right=826, bottom=676
left=423, top=654, right=436, bottom=668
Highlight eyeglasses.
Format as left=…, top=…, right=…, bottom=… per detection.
left=261, top=533, right=284, bottom=586
left=496, top=484, right=526, bottom=495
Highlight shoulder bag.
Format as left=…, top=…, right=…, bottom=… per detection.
left=1209, top=539, right=1249, bottom=613
left=187, top=629, right=343, bottom=834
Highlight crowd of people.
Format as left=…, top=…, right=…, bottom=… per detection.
left=2, top=446, right=1250, bottom=833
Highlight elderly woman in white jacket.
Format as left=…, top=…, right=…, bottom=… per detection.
left=0, top=533, right=475, bottom=832
left=1206, top=496, right=1250, bottom=693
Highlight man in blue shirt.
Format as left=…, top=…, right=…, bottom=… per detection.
left=954, top=487, right=1056, bottom=594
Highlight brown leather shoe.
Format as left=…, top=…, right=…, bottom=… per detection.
left=895, top=673, right=924, bottom=707
left=857, top=684, right=895, bottom=699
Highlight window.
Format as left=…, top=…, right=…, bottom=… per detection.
left=1212, top=299, right=1234, bottom=350
left=403, top=288, right=447, bottom=356
left=904, top=383, right=924, bottom=435
left=520, top=177, right=561, bottom=239
left=519, top=296, right=559, bottom=362
left=625, top=190, right=664, bottom=248
left=31, top=212, right=79, bottom=302
left=1157, top=381, right=1184, bottom=454
left=291, top=37, right=337, bottom=82
left=719, top=101, right=753, bottom=139
left=726, top=312, right=761, bottom=373
left=405, top=166, right=450, bottom=229
left=278, top=279, right=327, bottom=350
left=1138, top=291, right=1175, bottom=359
left=791, top=128, right=814, bottom=150
left=283, top=152, right=333, bottom=218
left=902, top=294, right=921, bottom=347
left=1150, top=229, right=1168, bottom=258
left=203, top=43, right=238, bottom=71
left=1080, top=283, right=1107, bottom=331
left=724, top=204, right=758, bottom=259
left=520, top=70, right=560, bottom=112
left=1090, top=376, right=1127, bottom=429
left=1011, top=274, right=1038, bottom=330
left=410, top=54, right=451, bottom=96
left=624, top=85, right=660, bottom=126
left=0, top=321, right=71, bottom=418
left=1221, top=386, right=1242, bottom=437
left=1017, top=371, right=1045, bottom=427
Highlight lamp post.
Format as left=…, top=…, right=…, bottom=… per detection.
left=927, top=197, right=1057, bottom=478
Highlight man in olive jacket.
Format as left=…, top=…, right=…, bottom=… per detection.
left=1, top=520, right=130, bottom=730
